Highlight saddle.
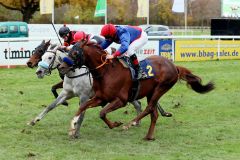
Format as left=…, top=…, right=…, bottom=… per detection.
left=118, top=56, right=155, bottom=101
left=118, top=56, right=155, bottom=81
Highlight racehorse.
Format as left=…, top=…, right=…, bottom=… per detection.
left=29, top=44, right=153, bottom=137
left=28, top=44, right=93, bottom=137
left=26, top=40, right=172, bottom=126
left=26, top=40, right=67, bottom=105
left=58, top=40, right=215, bottom=140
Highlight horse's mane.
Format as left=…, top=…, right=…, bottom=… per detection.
left=86, top=42, right=102, bottom=50
left=50, top=43, right=58, bottom=50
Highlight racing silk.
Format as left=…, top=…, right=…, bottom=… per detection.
left=100, top=26, right=142, bottom=56
left=63, top=31, right=77, bottom=46
left=88, top=34, right=104, bottom=44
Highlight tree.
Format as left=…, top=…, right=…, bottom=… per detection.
left=0, top=0, right=69, bottom=23
left=0, top=0, right=39, bottom=23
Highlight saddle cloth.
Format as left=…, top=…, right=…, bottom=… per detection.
left=118, top=56, right=155, bottom=80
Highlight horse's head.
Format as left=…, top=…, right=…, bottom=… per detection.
left=58, top=40, right=87, bottom=75
left=36, top=44, right=67, bottom=78
left=27, top=40, right=51, bottom=68
left=59, top=39, right=106, bottom=76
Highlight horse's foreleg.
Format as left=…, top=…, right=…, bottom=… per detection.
left=130, top=100, right=142, bottom=125
left=51, top=81, right=68, bottom=106
left=28, top=92, right=73, bottom=126
left=157, top=103, right=172, bottom=117
left=74, top=95, right=91, bottom=138
left=51, top=81, right=63, bottom=98
left=123, top=104, right=152, bottom=130
left=69, top=96, right=103, bottom=138
left=144, top=107, right=158, bottom=141
left=99, top=98, right=125, bottom=129
left=131, top=100, right=172, bottom=118
left=131, top=100, right=142, bottom=115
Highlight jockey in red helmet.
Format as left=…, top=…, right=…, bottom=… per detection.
left=100, top=24, right=148, bottom=79
left=58, top=25, right=104, bottom=51
left=74, top=31, right=104, bottom=44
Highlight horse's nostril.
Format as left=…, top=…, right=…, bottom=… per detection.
left=27, top=62, right=33, bottom=68
left=36, top=70, right=42, bottom=75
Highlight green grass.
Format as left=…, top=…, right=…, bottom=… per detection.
left=0, top=60, right=240, bottom=160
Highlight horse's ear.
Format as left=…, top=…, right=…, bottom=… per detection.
left=53, top=45, right=59, bottom=52
left=80, top=38, right=88, bottom=48
left=86, top=34, right=90, bottom=41
left=47, top=45, right=51, bottom=50
left=46, top=40, right=51, bottom=45
left=41, top=40, right=45, bottom=44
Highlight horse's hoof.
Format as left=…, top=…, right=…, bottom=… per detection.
left=68, top=129, right=76, bottom=137
left=164, top=112, right=172, bottom=117
left=133, top=121, right=141, bottom=127
left=113, top=121, right=123, bottom=128
left=122, top=125, right=129, bottom=130
left=62, top=101, right=69, bottom=106
left=27, top=121, right=36, bottom=126
left=72, top=134, right=80, bottom=139
left=132, top=121, right=138, bottom=126
left=143, top=136, right=155, bottom=141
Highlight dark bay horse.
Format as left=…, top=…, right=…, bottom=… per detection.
left=58, top=40, right=214, bottom=140
left=26, top=40, right=67, bottom=105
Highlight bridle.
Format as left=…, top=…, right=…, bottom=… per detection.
left=44, top=50, right=59, bottom=75
left=70, top=42, right=109, bottom=70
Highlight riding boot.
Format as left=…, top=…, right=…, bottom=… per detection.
left=135, top=64, right=148, bottom=79
left=130, top=54, right=147, bottom=80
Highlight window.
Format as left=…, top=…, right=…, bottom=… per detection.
left=0, top=26, right=8, bottom=33
left=157, top=27, right=167, bottom=31
left=9, top=25, right=18, bottom=33
left=20, top=25, right=27, bottom=33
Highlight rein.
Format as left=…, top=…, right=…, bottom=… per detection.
left=66, top=71, right=90, bottom=79
left=66, top=67, right=90, bottom=79
left=86, top=51, right=110, bottom=79
left=46, top=50, right=57, bottom=75
left=94, top=52, right=109, bottom=70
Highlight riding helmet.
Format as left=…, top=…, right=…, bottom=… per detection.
left=74, top=31, right=87, bottom=41
left=59, top=25, right=70, bottom=38
left=100, top=24, right=116, bottom=38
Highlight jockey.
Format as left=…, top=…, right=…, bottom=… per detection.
left=58, top=25, right=76, bottom=47
left=100, top=24, right=148, bottom=79
left=58, top=25, right=104, bottom=51
left=73, top=31, right=104, bottom=45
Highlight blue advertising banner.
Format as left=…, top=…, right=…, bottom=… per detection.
left=159, top=39, right=173, bottom=60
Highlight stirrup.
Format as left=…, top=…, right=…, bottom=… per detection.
left=137, top=70, right=147, bottom=79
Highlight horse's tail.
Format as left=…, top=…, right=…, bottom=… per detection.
left=176, top=66, right=215, bottom=94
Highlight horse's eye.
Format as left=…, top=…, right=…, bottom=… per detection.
left=48, top=57, right=52, bottom=60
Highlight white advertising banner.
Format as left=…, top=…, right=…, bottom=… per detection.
left=0, top=38, right=159, bottom=67
left=135, top=40, right=159, bottom=61
left=0, top=24, right=159, bottom=67
left=0, top=38, right=59, bottom=67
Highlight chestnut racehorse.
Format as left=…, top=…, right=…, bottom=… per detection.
left=59, top=40, right=214, bottom=140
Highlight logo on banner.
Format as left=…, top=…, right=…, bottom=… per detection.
left=4, top=48, right=34, bottom=59
left=159, top=39, right=173, bottom=60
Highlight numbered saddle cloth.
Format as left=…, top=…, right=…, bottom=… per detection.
left=118, top=57, right=155, bottom=80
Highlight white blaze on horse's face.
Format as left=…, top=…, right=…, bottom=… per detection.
left=35, top=45, right=59, bottom=79
left=35, top=51, right=55, bottom=78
